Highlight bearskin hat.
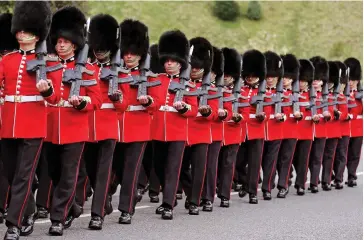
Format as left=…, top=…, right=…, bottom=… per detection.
left=211, top=46, right=224, bottom=76
left=326, top=61, right=341, bottom=86
left=264, top=51, right=283, bottom=78
left=11, top=1, right=52, bottom=42
left=89, top=14, right=119, bottom=55
left=149, top=44, right=165, bottom=74
left=50, top=6, right=86, bottom=49
left=189, top=37, right=213, bottom=75
left=0, top=14, right=18, bottom=53
left=119, top=19, right=149, bottom=63
left=334, top=61, right=348, bottom=84
left=241, top=49, right=266, bottom=82
left=222, top=47, right=242, bottom=80
left=309, top=56, right=329, bottom=82
left=158, top=30, right=189, bottom=70
left=299, top=59, right=314, bottom=83
left=344, top=57, right=362, bottom=80
left=281, top=54, right=300, bottom=80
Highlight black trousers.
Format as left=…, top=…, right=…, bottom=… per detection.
left=308, top=138, right=326, bottom=186
left=333, top=136, right=350, bottom=183
left=321, top=138, right=339, bottom=184
left=235, top=143, right=246, bottom=185
left=293, top=140, right=312, bottom=188
left=36, top=147, right=53, bottom=210
left=276, top=139, right=297, bottom=189
left=202, top=141, right=222, bottom=203
left=153, top=140, right=185, bottom=208
left=217, top=144, right=240, bottom=199
left=180, top=144, right=209, bottom=206
left=237, top=139, right=264, bottom=195
left=84, top=140, right=116, bottom=217
left=347, top=136, right=363, bottom=180
left=116, top=142, right=146, bottom=213
left=0, top=147, right=10, bottom=213
left=1, top=138, right=43, bottom=228
left=46, top=142, right=85, bottom=223
left=261, top=140, right=282, bottom=192
left=75, top=156, right=90, bottom=207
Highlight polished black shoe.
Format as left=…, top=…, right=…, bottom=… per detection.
left=20, top=213, right=36, bottom=236
left=150, top=195, right=160, bottom=203
left=296, top=187, right=305, bottom=196
left=155, top=205, right=165, bottom=215
left=118, top=212, right=132, bottom=224
left=249, top=194, right=258, bottom=204
left=347, top=179, right=357, bottom=187
left=88, top=216, right=103, bottom=230
left=64, top=214, right=75, bottom=229
left=310, top=184, right=319, bottom=193
left=0, top=211, right=4, bottom=224
left=277, top=188, right=289, bottom=198
left=184, top=199, right=190, bottom=210
left=4, top=226, right=20, bottom=240
left=263, top=191, right=271, bottom=200
left=201, top=200, right=213, bottom=212
left=238, top=189, right=247, bottom=198
left=48, top=222, right=63, bottom=236
left=136, top=189, right=143, bottom=203
left=258, top=176, right=262, bottom=184
left=188, top=204, right=199, bottom=215
left=322, top=183, right=331, bottom=191
left=176, top=192, right=183, bottom=200
left=37, top=207, right=49, bottom=219
left=161, top=208, right=173, bottom=220
left=234, top=183, right=242, bottom=192
left=334, top=181, right=344, bottom=190
left=105, top=195, right=113, bottom=215
left=220, top=197, right=229, bottom=208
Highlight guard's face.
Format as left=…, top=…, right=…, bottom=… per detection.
left=55, top=38, right=75, bottom=58
left=123, top=52, right=141, bottom=68
left=94, top=50, right=110, bottom=61
left=312, top=80, right=323, bottom=89
left=266, top=77, right=278, bottom=87
left=245, top=76, right=259, bottom=86
left=16, top=31, right=39, bottom=44
left=299, top=80, right=308, bottom=90
left=224, top=75, right=234, bottom=86
left=191, top=68, right=204, bottom=80
left=164, top=59, right=181, bottom=75
left=283, top=77, right=293, bottom=88
left=349, top=80, right=359, bottom=89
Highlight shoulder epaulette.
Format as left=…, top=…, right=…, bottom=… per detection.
left=2, top=50, right=18, bottom=58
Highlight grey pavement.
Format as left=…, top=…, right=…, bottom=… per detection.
left=1, top=161, right=362, bottom=240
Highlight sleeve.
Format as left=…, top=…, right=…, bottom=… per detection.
left=181, top=93, right=198, bottom=118
left=79, top=64, right=102, bottom=111
left=41, top=65, right=61, bottom=105
left=144, top=77, right=162, bottom=113
left=204, top=93, right=218, bottom=120
left=338, top=99, right=348, bottom=121
left=0, top=60, right=4, bottom=100
left=113, top=82, right=129, bottom=113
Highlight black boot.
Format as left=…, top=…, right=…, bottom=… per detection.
left=88, top=215, right=103, bottom=230
left=321, top=183, right=331, bottom=191
left=161, top=208, right=173, bottom=220
left=4, top=226, right=20, bottom=240
left=234, top=183, right=242, bottom=192
left=277, top=188, right=289, bottom=198
left=295, top=186, right=305, bottom=196
left=188, top=204, right=199, bottom=215
left=262, top=191, right=271, bottom=200
left=49, top=222, right=63, bottom=236
left=64, top=205, right=82, bottom=229
left=309, top=184, right=319, bottom=193
left=118, top=211, right=132, bottom=224
left=104, top=194, right=113, bottom=215
left=184, top=199, right=190, bottom=210
left=238, top=189, right=247, bottom=198
left=347, top=179, right=357, bottom=187
left=20, top=213, right=36, bottom=236
left=201, top=200, right=213, bottom=212
left=149, top=194, right=159, bottom=203
left=220, top=197, right=229, bottom=208
left=333, top=181, right=344, bottom=190
left=136, top=189, right=143, bottom=203
left=176, top=192, right=183, bottom=200
left=249, top=194, right=258, bottom=204
left=36, top=206, right=49, bottom=219
left=0, top=211, right=4, bottom=224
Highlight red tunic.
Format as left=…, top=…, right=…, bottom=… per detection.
left=281, top=89, right=299, bottom=139
left=314, top=91, right=327, bottom=138
left=349, top=90, right=363, bottom=137
left=241, top=85, right=269, bottom=140
left=264, top=88, right=283, bottom=141
left=0, top=50, right=61, bottom=139
left=186, top=81, right=218, bottom=146
left=151, top=74, right=198, bottom=142
left=46, top=59, right=102, bottom=144
left=326, top=93, right=349, bottom=138
left=296, top=91, right=314, bottom=140
left=118, top=69, right=160, bottom=143
left=88, top=63, right=129, bottom=142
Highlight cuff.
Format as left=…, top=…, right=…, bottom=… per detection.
left=200, top=108, right=212, bottom=117
left=218, top=110, right=228, bottom=120
left=40, top=86, right=54, bottom=98
left=178, top=104, right=191, bottom=114
left=141, top=96, right=153, bottom=107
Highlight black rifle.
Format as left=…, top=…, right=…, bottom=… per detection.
left=291, top=76, right=301, bottom=113
left=129, top=53, right=161, bottom=99
left=251, top=79, right=267, bottom=115
left=317, top=80, right=329, bottom=113
left=99, top=48, right=133, bottom=101
left=26, top=40, right=63, bottom=83
left=62, top=18, right=97, bottom=96
left=306, top=83, right=318, bottom=121
left=327, top=69, right=343, bottom=119
left=346, top=68, right=357, bottom=109
left=264, top=77, right=289, bottom=115
left=355, top=78, right=363, bottom=100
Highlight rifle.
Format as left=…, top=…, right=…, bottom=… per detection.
left=168, top=46, right=199, bottom=103
left=129, top=53, right=161, bottom=99
left=251, top=79, right=267, bottom=115
left=291, top=76, right=301, bottom=113
left=327, top=69, right=343, bottom=117
left=356, top=78, right=363, bottom=100
left=306, top=83, right=318, bottom=119
left=62, top=18, right=97, bottom=96
left=99, top=48, right=133, bottom=101
left=26, top=40, right=64, bottom=84
left=346, top=68, right=357, bottom=109
left=264, top=77, right=289, bottom=115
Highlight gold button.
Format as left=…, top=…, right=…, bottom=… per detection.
left=16, top=91, right=20, bottom=94
left=18, top=75, right=22, bottom=79
left=19, top=70, right=23, bottom=73
left=16, top=85, right=20, bottom=89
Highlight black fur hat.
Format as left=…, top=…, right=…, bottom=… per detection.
left=158, top=30, right=189, bottom=70
left=119, top=19, right=149, bottom=63
left=89, top=14, right=119, bottom=54
left=241, top=49, right=266, bottom=82
left=344, top=57, right=362, bottom=80
left=189, top=37, right=213, bottom=75
left=327, top=61, right=340, bottom=86
left=0, top=13, right=18, bottom=53
left=298, top=59, right=314, bottom=83
left=281, top=54, right=300, bottom=80
left=11, top=1, right=52, bottom=42
left=211, top=46, right=224, bottom=76
left=222, top=47, right=242, bottom=80
left=309, top=56, right=329, bottom=82
left=334, top=61, right=348, bottom=84
left=50, top=6, right=86, bottom=49
left=149, top=44, right=165, bottom=74
left=264, top=51, right=283, bottom=78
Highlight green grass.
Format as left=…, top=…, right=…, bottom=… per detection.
left=88, top=1, right=363, bottom=62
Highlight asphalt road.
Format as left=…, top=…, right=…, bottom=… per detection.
left=1, top=161, right=362, bottom=240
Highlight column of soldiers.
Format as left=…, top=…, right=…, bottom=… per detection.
left=0, top=2, right=362, bottom=240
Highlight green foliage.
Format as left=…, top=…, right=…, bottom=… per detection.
left=213, top=1, right=240, bottom=22
left=246, top=1, right=262, bottom=21
left=0, top=1, right=14, bottom=13
left=329, top=41, right=345, bottom=58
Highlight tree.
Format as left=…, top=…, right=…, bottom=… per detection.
left=213, top=1, right=240, bottom=22
left=247, top=1, right=262, bottom=21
